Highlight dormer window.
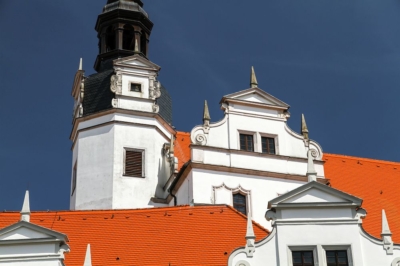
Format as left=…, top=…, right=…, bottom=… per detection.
left=240, top=134, right=254, bottom=152
left=261, top=137, right=275, bottom=155
left=130, top=83, right=142, bottom=92
left=326, top=250, right=349, bottom=266
left=292, top=251, right=314, bottom=266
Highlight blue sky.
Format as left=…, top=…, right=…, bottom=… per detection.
left=0, top=0, right=399, bottom=211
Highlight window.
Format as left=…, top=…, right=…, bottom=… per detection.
left=71, top=162, right=77, bottom=196
left=292, top=251, right=314, bottom=266
left=124, top=149, right=144, bottom=177
left=326, top=250, right=349, bottom=266
left=130, top=83, right=142, bottom=92
left=261, top=137, right=275, bottom=154
left=105, top=26, right=116, bottom=52
left=123, top=25, right=135, bottom=50
left=233, top=193, right=247, bottom=215
left=240, top=134, right=254, bottom=152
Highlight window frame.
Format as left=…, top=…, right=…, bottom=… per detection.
left=232, top=192, right=247, bottom=215
left=130, top=82, right=142, bottom=93
left=288, top=246, right=318, bottom=266
left=71, top=161, right=77, bottom=196
left=238, top=131, right=257, bottom=152
left=124, top=148, right=145, bottom=178
left=322, top=246, right=353, bottom=266
left=261, top=136, right=276, bottom=155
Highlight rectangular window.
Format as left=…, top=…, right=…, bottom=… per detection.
left=233, top=193, right=247, bottom=215
left=125, top=149, right=144, bottom=177
left=130, top=83, right=142, bottom=92
left=292, top=251, right=314, bottom=266
left=326, top=250, right=349, bottom=266
left=240, top=134, right=254, bottom=152
left=71, top=163, right=77, bottom=196
left=261, top=137, right=276, bottom=154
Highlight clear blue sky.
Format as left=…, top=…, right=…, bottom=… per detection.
left=0, top=0, right=399, bottom=211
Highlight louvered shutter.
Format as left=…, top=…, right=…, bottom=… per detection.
left=125, top=150, right=143, bottom=177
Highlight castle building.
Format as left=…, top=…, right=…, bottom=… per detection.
left=0, top=1, right=399, bottom=265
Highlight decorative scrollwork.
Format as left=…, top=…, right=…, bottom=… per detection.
left=310, top=149, right=318, bottom=158
left=195, top=134, right=207, bottom=145
left=111, top=99, right=118, bottom=108
left=152, top=104, right=159, bottom=113
left=110, top=74, right=122, bottom=94
left=149, top=80, right=162, bottom=100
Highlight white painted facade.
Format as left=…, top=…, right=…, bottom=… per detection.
left=70, top=55, right=176, bottom=210
left=229, top=181, right=400, bottom=266
left=169, top=85, right=327, bottom=230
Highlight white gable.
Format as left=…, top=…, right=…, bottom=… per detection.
left=114, top=55, right=160, bottom=70
left=283, top=188, right=349, bottom=203
left=236, top=93, right=276, bottom=105
left=0, top=227, right=50, bottom=241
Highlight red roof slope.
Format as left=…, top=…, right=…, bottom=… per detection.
left=174, top=131, right=191, bottom=170
left=0, top=205, right=268, bottom=265
left=324, top=153, right=400, bottom=242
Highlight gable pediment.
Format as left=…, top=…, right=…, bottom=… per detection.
left=113, top=55, right=160, bottom=71
left=268, top=181, right=362, bottom=208
left=0, top=221, right=67, bottom=242
left=221, top=88, right=290, bottom=109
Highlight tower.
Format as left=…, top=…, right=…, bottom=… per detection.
left=70, top=0, right=175, bottom=210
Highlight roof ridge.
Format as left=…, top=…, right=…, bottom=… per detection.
left=225, top=205, right=270, bottom=234
left=325, top=153, right=400, bottom=166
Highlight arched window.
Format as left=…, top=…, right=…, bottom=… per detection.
left=140, top=30, right=147, bottom=55
left=123, top=25, right=135, bottom=50
left=105, top=26, right=116, bottom=52
left=233, top=193, right=247, bottom=215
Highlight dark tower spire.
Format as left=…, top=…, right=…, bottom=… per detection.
left=94, top=0, right=153, bottom=71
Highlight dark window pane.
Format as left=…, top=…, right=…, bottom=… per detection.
left=239, top=134, right=253, bottom=152
left=130, top=83, right=142, bottom=92
left=326, top=250, right=348, bottom=266
left=261, top=137, right=276, bottom=154
left=292, top=251, right=314, bottom=266
left=233, top=193, right=247, bottom=215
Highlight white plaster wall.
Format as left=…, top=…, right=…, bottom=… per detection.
left=280, top=208, right=353, bottom=220
left=360, top=233, right=400, bottom=266
left=74, top=124, right=115, bottom=210
left=111, top=122, right=169, bottom=209
left=0, top=243, right=56, bottom=257
left=173, top=172, right=193, bottom=206
left=190, top=168, right=306, bottom=230
left=231, top=235, right=278, bottom=266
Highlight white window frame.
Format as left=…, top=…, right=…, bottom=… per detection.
left=321, top=245, right=353, bottom=266
left=258, top=132, right=279, bottom=155
left=238, top=130, right=258, bottom=152
left=287, top=245, right=319, bottom=266
left=124, top=148, right=145, bottom=178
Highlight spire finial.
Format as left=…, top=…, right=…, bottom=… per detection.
left=79, top=58, right=83, bottom=71
left=134, top=39, right=139, bottom=53
left=83, top=244, right=92, bottom=266
left=250, top=66, right=258, bottom=88
left=306, top=149, right=317, bottom=182
left=381, top=209, right=394, bottom=254
left=245, top=211, right=256, bottom=257
left=203, top=100, right=211, bottom=123
left=20, top=190, right=30, bottom=222
left=301, top=114, right=309, bottom=139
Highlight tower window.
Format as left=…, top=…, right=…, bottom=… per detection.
left=261, top=137, right=275, bottom=154
left=123, top=25, right=135, bottom=50
left=105, top=26, right=116, bottom=52
left=124, top=149, right=145, bottom=177
left=240, top=134, right=254, bottom=152
left=233, top=193, right=247, bottom=215
left=326, top=250, right=348, bottom=266
left=141, top=30, right=147, bottom=55
left=71, top=162, right=77, bottom=196
left=292, top=251, right=314, bottom=266
left=130, top=83, right=142, bottom=92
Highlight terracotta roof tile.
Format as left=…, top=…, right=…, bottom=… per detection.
left=174, top=131, right=191, bottom=170
left=0, top=205, right=268, bottom=265
left=324, top=153, right=400, bottom=242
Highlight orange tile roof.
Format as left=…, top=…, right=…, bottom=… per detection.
left=174, top=131, right=191, bottom=170
left=0, top=205, right=268, bottom=265
left=324, top=153, right=400, bottom=242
